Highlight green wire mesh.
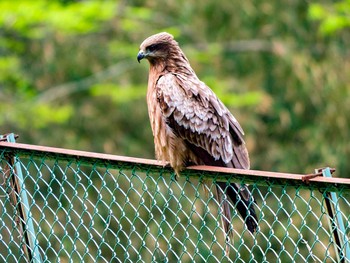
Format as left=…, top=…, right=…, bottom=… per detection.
left=0, top=146, right=349, bottom=262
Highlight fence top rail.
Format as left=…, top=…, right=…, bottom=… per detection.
left=1, top=141, right=349, bottom=191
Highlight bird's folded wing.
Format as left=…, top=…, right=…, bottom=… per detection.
left=156, top=73, right=250, bottom=170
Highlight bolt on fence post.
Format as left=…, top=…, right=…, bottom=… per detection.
left=320, top=167, right=350, bottom=263
left=1, top=133, right=42, bottom=263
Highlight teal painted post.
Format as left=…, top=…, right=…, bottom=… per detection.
left=5, top=133, right=42, bottom=262
left=322, top=167, right=350, bottom=262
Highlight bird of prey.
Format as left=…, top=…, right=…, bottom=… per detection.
left=137, top=32, right=258, bottom=253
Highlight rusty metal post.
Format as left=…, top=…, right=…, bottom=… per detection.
left=1, top=133, right=42, bottom=262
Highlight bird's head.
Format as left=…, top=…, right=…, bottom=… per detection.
left=137, top=32, right=177, bottom=64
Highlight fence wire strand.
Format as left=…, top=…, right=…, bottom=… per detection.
left=0, top=142, right=350, bottom=262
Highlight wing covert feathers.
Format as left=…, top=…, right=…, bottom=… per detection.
left=156, top=73, right=249, bottom=169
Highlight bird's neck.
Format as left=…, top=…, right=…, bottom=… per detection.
left=149, top=61, right=167, bottom=76
left=149, top=52, right=196, bottom=80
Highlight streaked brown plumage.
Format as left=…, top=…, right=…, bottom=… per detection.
left=137, top=32, right=258, bottom=253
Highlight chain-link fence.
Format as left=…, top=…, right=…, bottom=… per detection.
left=0, top=135, right=350, bottom=262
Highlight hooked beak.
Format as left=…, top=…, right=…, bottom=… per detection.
left=137, top=50, right=145, bottom=63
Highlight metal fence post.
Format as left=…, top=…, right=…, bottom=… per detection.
left=1, top=133, right=42, bottom=263
left=321, top=167, right=350, bottom=262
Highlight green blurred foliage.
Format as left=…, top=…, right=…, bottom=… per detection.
left=1, top=0, right=350, bottom=177
left=309, top=0, right=350, bottom=36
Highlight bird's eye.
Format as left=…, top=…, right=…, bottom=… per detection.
left=148, top=44, right=158, bottom=52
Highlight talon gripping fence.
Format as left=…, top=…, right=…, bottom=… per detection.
left=0, top=135, right=350, bottom=262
